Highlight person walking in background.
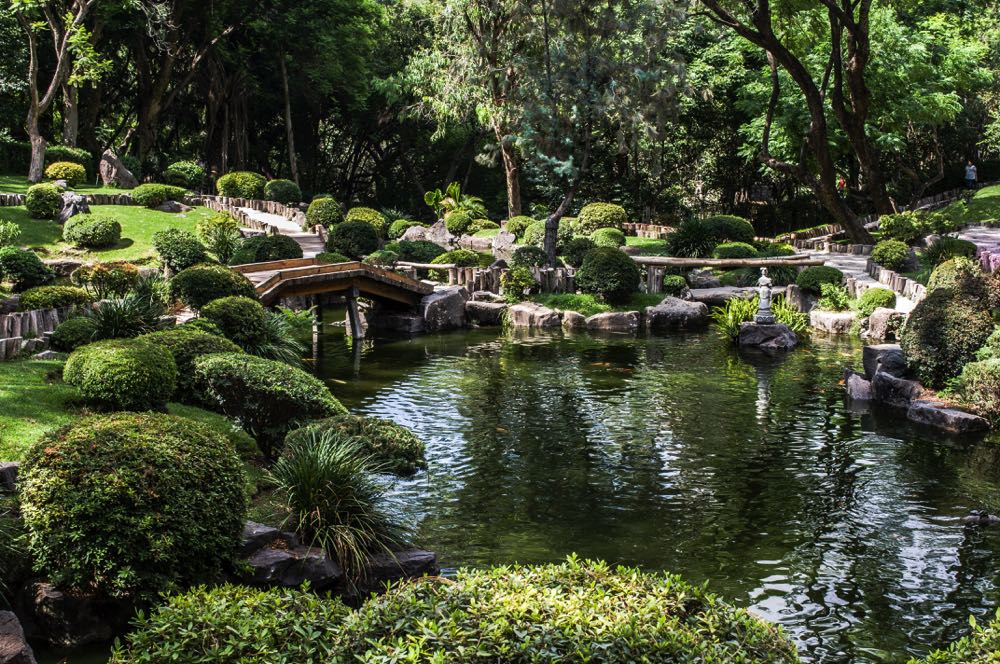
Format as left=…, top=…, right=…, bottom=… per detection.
left=965, top=159, right=978, bottom=189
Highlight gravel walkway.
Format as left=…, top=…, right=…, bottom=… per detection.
left=238, top=207, right=325, bottom=257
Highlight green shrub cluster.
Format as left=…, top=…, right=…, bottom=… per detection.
left=702, top=215, right=755, bottom=244
left=795, top=265, right=844, bottom=294
left=132, top=183, right=188, bottom=208
left=0, top=220, right=20, bottom=247
left=922, top=236, right=977, bottom=268
left=216, top=171, right=266, bottom=199
left=44, top=145, right=92, bottom=172
left=577, top=202, right=627, bottom=235
left=0, top=247, right=55, bottom=291
left=152, top=229, right=208, bottom=272
left=345, top=207, right=388, bottom=237
left=390, top=240, right=445, bottom=263
left=590, top=227, right=626, bottom=248
left=63, top=213, right=122, bottom=249
left=18, top=285, right=92, bottom=311
left=64, top=338, right=178, bottom=410
left=51, top=316, right=98, bottom=351
left=263, top=179, right=302, bottom=204
left=71, top=262, right=140, bottom=298
left=510, top=245, right=548, bottom=269
left=363, top=250, right=399, bottom=267
left=816, top=283, right=852, bottom=312
left=287, top=414, right=427, bottom=476
left=927, top=256, right=985, bottom=298
left=856, top=287, right=896, bottom=318
left=871, top=239, right=911, bottom=271
left=169, top=263, right=257, bottom=309
left=163, top=160, right=205, bottom=190
left=445, top=211, right=473, bottom=235
left=229, top=234, right=303, bottom=265
left=663, top=274, right=687, bottom=296
left=326, top=220, right=379, bottom=259
left=712, top=241, right=758, bottom=259
left=44, top=161, right=86, bottom=186
left=431, top=248, right=479, bottom=267
left=562, top=237, right=596, bottom=268
left=201, top=296, right=268, bottom=347
left=25, top=183, right=63, bottom=219
left=317, top=251, right=351, bottom=264
left=576, top=247, right=640, bottom=304
left=139, top=328, right=242, bottom=402
left=195, top=213, right=242, bottom=263
left=388, top=219, right=424, bottom=239
left=468, top=218, right=499, bottom=234
left=506, top=215, right=536, bottom=238
left=501, top=265, right=537, bottom=303
left=951, top=359, right=1000, bottom=425
left=305, top=198, right=343, bottom=229
left=907, top=611, right=1000, bottom=663
left=878, top=212, right=924, bottom=243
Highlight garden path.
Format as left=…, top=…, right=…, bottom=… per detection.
left=238, top=207, right=325, bottom=257
left=807, top=249, right=917, bottom=313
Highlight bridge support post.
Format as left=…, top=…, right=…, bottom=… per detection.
left=345, top=288, right=364, bottom=341
left=311, top=295, right=324, bottom=363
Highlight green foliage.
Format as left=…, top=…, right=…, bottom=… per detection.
left=757, top=242, right=796, bottom=257
left=139, top=328, right=242, bottom=403
left=388, top=219, right=424, bottom=239
left=712, top=241, right=758, bottom=259
left=229, top=234, right=303, bottom=265
left=522, top=220, right=546, bottom=246
left=921, top=236, right=977, bottom=268
left=468, top=218, right=499, bottom=233
left=264, top=179, right=302, bottom=204
left=363, top=250, right=398, bottom=267
left=431, top=248, right=479, bottom=266
left=44, top=145, right=92, bottom=172
left=774, top=296, right=809, bottom=333
left=216, top=171, right=267, bottom=199
left=506, top=216, right=536, bottom=238
left=25, top=183, right=63, bottom=220
left=563, top=237, right=596, bottom=268
left=950, top=359, right=1000, bottom=425
left=908, top=610, right=1000, bottom=663
left=856, top=288, right=896, bottom=318
left=63, top=213, right=122, bottom=248
left=64, top=338, right=177, bottom=411
left=702, top=215, right=755, bottom=243
left=590, top=227, right=626, bottom=248
left=502, top=266, right=538, bottom=303
left=576, top=247, right=641, bottom=304
left=44, top=161, right=86, bottom=186
left=665, top=219, right=717, bottom=258
left=195, top=213, right=242, bottom=264
left=19, top=413, right=246, bottom=600
left=317, top=251, right=351, bottom=264
left=900, top=288, right=994, bottom=388
left=878, top=212, right=924, bottom=243
left=306, top=198, right=344, bottom=229
left=577, top=202, right=627, bottom=235
left=510, top=245, right=548, bottom=268
left=663, top=274, right=687, bottom=296
left=132, top=183, right=189, bottom=209
left=71, top=262, right=140, bottom=299
left=871, top=239, right=911, bottom=271
left=391, top=240, right=446, bottom=263
left=424, top=182, right=487, bottom=218
left=719, top=270, right=751, bottom=287
left=816, top=283, right=853, bottom=312
left=795, top=266, right=844, bottom=295
left=18, top=285, right=92, bottom=311
left=163, top=160, right=205, bottom=190
left=326, top=220, right=379, bottom=259
left=193, top=353, right=346, bottom=459
left=711, top=296, right=758, bottom=341
left=51, top=316, right=97, bottom=352
left=927, top=256, right=985, bottom=298
left=201, top=296, right=268, bottom=347
left=288, top=414, right=427, bottom=476
left=345, top=207, right=389, bottom=237
left=444, top=211, right=473, bottom=235
left=89, top=292, right=166, bottom=339
left=169, top=263, right=258, bottom=310
left=0, top=220, right=21, bottom=247
left=152, top=229, right=208, bottom=271
left=0, top=247, right=55, bottom=291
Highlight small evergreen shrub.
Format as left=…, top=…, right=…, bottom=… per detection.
left=44, top=145, right=92, bottom=172
left=468, top=219, right=499, bottom=234
left=590, top=227, right=626, bottom=248
left=393, top=240, right=445, bottom=263
left=169, top=263, right=257, bottom=310
left=195, top=213, right=242, bottom=263
left=576, top=247, right=641, bottom=304
left=712, top=241, right=758, bottom=259
left=63, top=338, right=178, bottom=411
left=522, top=221, right=547, bottom=246
left=563, top=237, right=596, bottom=268
left=757, top=241, right=796, bottom=257
left=702, top=215, right=755, bottom=243
left=345, top=207, right=388, bottom=237
left=665, top=219, right=717, bottom=258
left=71, top=262, right=140, bottom=298
left=25, top=183, right=63, bottom=219
left=163, top=160, right=205, bottom=189
left=288, top=414, right=427, bottom=476
left=305, top=198, right=343, bottom=229
left=139, top=328, right=242, bottom=402
left=431, top=249, right=479, bottom=267
left=951, top=359, right=1000, bottom=425
left=63, top=213, right=122, bottom=248
left=201, top=296, right=268, bottom=347
left=663, top=274, right=687, bottom=296
left=878, top=211, right=923, bottom=243
left=0, top=247, right=55, bottom=291
left=388, top=219, right=424, bottom=239
left=444, top=211, right=473, bottom=235
left=363, top=250, right=398, bottom=267
left=857, top=288, right=896, bottom=318
left=316, top=251, right=351, bottom=264
left=229, top=234, right=303, bottom=265
left=577, top=202, right=627, bottom=234
left=919, top=210, right=959, bottom=235
left=132, top=183, right=188, bottom=208
left=871, top=239, right=911, bottom=271
left=51, top=316, right=97, bottom=351
left=922, top=236, right=977, bottom=268
left=44, top=161, right=86, bottom=186
left=216, top=171, right=266, bottom=199
left=153, top=229, right=208, bottom=272
left=263, top=179, right=302, bottom=204
left=506, top=216, right=536, bottom=238
left=927, top=256, right=985, bottom=298
left=510, top=245, right=548, bottom=268
left=501, top=265, right=538, bottom=303
left=18, top=285, right=92, bottom=311
left=908, top=610, right=1000, bottom=663
left=326, top=221, right=379, bottom=259
left=816, top=283, right=852, bottom=312
left=19, top=413, right=246, bottom=599
left=0, top=220, right=20, bottom=247
left=796, top=265, right=844, bottom=294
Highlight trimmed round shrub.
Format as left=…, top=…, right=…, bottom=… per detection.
left=305, top=198, right=343, bottom=229
left=878, top=211, right=923, bottom=243
left=194, top=353, right=346, bottom=459
left=179, top=318, right=224, bottom=336
left=201, top=296, right=268, bottom=347
left=71, top=262, right=140, bottom=298
left=506, top=215, right=536, bottom=238
left=163, top=160, right=205, bottom=189
left=795, top=265, right=844, bottom=294
left=392, top=240, right=445, bottom=263
left=563, top=237, right=596, bottom=268
left=856, top=287, right=896, bottom=318
left=431, top=249, right=479, bottom=267
left=19, top=413, right=246, bottom=600
left=63, top=338, right=178, bottom=411
left=18, top=285, right=92, bottom=311
left=229, top=234, right=303, bottom=265
left=264, top=179, right=302, bottom=205
left=131, top=183, right=188, bottom=209
left=344, top=207, right=388, bottom=237
left=388, top=219, right=424, bottom=240
left=216, top=171, right=266, bottom=199
left=444, top=211, right=473, bottom=235
left=0, top=247, right=55, bottom=291
left=757, top=241, right=796, bottom=257
left=927, top=256, right=985, bottom=298
left=51, top=316, right=97, bottom=351
left=44, top=145, right=92, bottom=171
left=317, top=251, right=351, bottom=264
left=665, top=219, right=717, bottom=258
left=663, top=274, right=688, bottom=296
left=522, top=220, right=546, bottom=246
left=326, top=221, right=379, bottom=259
left=287, top=414, right=427, bottom=476
left=576, top=247, right=641, bottom=304
left=363, top=250, right=398, bottom=267
left=577, top=202, right=627, bottom=235
left=510, top=245, right=548, bottom=268
left=870, top=239, right=910, bottom=271
left=152, top=229, right=208, bottom=272
left=44, top=161, right=86, bottom=187
left=712, top=241, right=758, bottom=259
left=900, top=289, right=994, bottom=388
left=702, top=215, right=755, bottom=243
left=25, top=183, right=63, bottom=220
left=63, top=213, right=122, bottom=249
left=139, top=328, right=242, bottom=402
left=169, top=263, right=257, bottom=310
left=590, top=227, right=626, bottom=248
left=952, top=359, right=1000, bottom=425
left=922, top=236, right=977, bottom=268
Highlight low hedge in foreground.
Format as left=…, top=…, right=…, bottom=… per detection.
left=287, top=413, right=427, bottom=475
left=18, top=285, right=93, bottom=311
left=111, top=558, right=799, bottom=663
left=64, top=338, right=178, bottom=411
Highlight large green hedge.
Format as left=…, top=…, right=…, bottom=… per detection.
left=576, top=247, right=640, bottom=304
left=139, top=328, right=242, bottom=402
left=577, top=202, right=627, bottom=234
left=216, top=171, right=267, bottom=199
left=64, top=338, right=178, bottom=411
left=169, top=263, right=258, bottom=310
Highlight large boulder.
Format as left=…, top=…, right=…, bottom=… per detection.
left=687, top=269, right=721, bottom=289
left=424, top=220, right=455, bottom=248
left=420, top=287, right=469, bottom=332
left=400, top=225, right=429, bottom=242
left=0, top=462, right=18, bottom=493
left=508, top=302, right=561, bottom=328
left=844, top=369, right=872, bottom=402
left=0, top=612, right=35, bottom=664
left=586, top=311, right=640, bottom=334
left=244, top=545, right=343, bottom=590
left=491, top=230, right=517, bottom=261
left=907, top=400, right=989, bottom=434
left=98, top=149, right=138, bottom=189
left=737, top=323, right=797, bottom=350
left=18, top=581, right=135, bottom=649
left=645, top=297, right=709, bottom=332
left=154, top=200, right=193, bottom=214
left=379, top=312, right=426, bottom=335
left=867, top=308, right=905, bottom=341
left=862, top=344, right=907, bottom=381
left=561, top=310, right=587, bottom=331
left=471, top=290, right=504, bottom=303
left=871, top=370, right=923, bottom=408
left=810, top=310, right=856, bottom=335
left=57, top=192, right=89, bottom=224
left=353, top=549, right=439, bottom=597
left=240, top=521, right=297, bottom=557
left=465, top=300, right=507, bottom=327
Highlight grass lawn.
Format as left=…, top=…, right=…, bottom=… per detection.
left=941, top=184, right=1000, bottom=226
left=530, top=292, right=664, bottom=317
left=1, top=204, right=215, bottom=264
left=625, top=235, right=670, bottom=256
left=0, top=173, right=132, bottom=196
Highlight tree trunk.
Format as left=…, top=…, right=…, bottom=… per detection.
left=496, top=129, right=522, bottom=218
left=26, top=115, right=46, bottom=183
left=279, top=51, right=299, bottom=185
left=62, top=83, right=78, bottom=147
left=544, top=189, right=576, bottom=266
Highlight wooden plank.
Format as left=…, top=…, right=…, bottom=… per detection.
left=232, top=257, right=319, bottom=274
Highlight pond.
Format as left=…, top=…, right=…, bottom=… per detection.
left=315, top=324, right=1000, bottom=664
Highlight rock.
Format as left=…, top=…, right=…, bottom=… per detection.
left=358, top=549, right=439, bottom=595
left=0, top=463, right=18, bottom=493
left=471, top=290, right=504, bottom=303
left=871, top=370, right=923, bottom=408
left=491, top=230, right=517, bottom=261
left=867, top=308, right=905, bottom=341
left=737, top=322, right=798, bottom=350
left=0, top=296, right=18, bottom=315
left=18, top=581, right=135, bottom=649
left=154, top=200, right=193, bottom=213
left=488, top=260, right=508, bottom=270
left=31, top=350, right=61, bottom=360
left=0, top=611, right=36, bottom=664
left=688, top=287, right=756, bottom=307
left=844, top=370, right=872, bottom=401
left=244, top=545, right=343, bottom=590
left=424, top=220, right=455, bottom=247
left=44, top=259, right=84, bottom=277
left=400, top=225, right=429, bottom=242
left=862, top=344, right=907, bottom=380
left=57, top=192, right=89, bottom=224
left=784, top=284, right=809, bottom=313
left=98, top=149, right=138, bottom=189
left=810, top=310, right=856, bottom=335
left=51, top=180, right=68, bottom=190
left=465, top=300, right=507, bottom=327
left=507, top=302, right=562, bottom=328
left=561, top=310, right=587, bottom=331
left=585, top=311, right=640, bottom=333
left=687, top=269, right=721, bottom=289
left=380, top=312, right=426, bottom=335
left=645, top=297, right=709, bottom=332
left=420, top=287, right=469, bottom=332
left=961, top=510, right=1000, bottom=525
left=907, top=400, right=989, bottom=434
left=240, top=521, right=297, bottom=557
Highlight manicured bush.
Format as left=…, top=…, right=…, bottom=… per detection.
left=131, top=183, right=188, bottom=208
left=50, top=316, right=98, bottom=351
left=795, top=265, right=844, bottom=294
left=431, top=248, right=479, bottom=267
left=44, top=145, right=92, bottom=172
left=444, top=211, right=473, bottom=235
left=468, top=219, right=499, bottom=233
left=25, top=183, right=63, bottom=219
left=64, top=338, right=178, bottom=411
left=363, top=250, right=398, bottom=267
left=510, top=245, right=548, bottom=268
left=263, top=178, right=302, bottom=204
left=576, top=247, right=641, bottom=304
left=345, top=207, right=388, bottom=237
left=169, top=263, right=257, bottom=310
left=506, top=215, right=536, bottom=238
left=139, top=328, right=242, bottom=402
left=0, top=247, right=55, bottom=291
left=305, top=197, right=343, bottom=229
left=919, top=210, right=959, bottom=235
left=663, top=274, right=687, bottom=296
left=19, top=413, right=246, bottom=600
left=871, top=239, right=911, bottom=271
left=216, top=171, right=267, bottom=199
left=163, top=160, right=205, bottom=189
left=501, top=265, right=537, bottom=303
left=927, top=256, right=985, bottom=298
left=523, top=219, right=572, bottom=249
left=856, top=287, right=896, bottom=318
left=590, top=227, right=626, bottom=248
left=229, top=234, right=303, bottom=265
left=563, top=237, right=596, bottom=268
left=201, top=296, right=268, bottom=347
left=392, top=240, right=445, bottom=263
left=62, top=213, right=122, bottom=249
left=665, top=219, right=717, bottom=258
left=317, top=251, right=351, bottom=264
left=878, top=211, right=923, bottom=243
left=577, top=202, right=627, bottom=234
left=44, top=161, right=86, bottom=186
left=326, top=220, right=379, bottom=259
left=712, top=241, right=758, bottom=259
left=71, top=262, right=140, bottom=298
left=702, top=214, right=755, bottom=244
left=757, top=241, right=796, bottom=257
left=900, top=288, right=994, bottom=388
left=152, top=229, right=208, bottom=272
left=921, top=236, right=977, bottom=268
left=0, top=220, right=20, bottom=247
left=288, top=414, right=427, bottom=476
left=194, top=353, right=346, bottom=458
left=951, top=359, right=1000, bottom=425
left=18, top=285, right=92, bottom=311
left=388, top=219, right=424, bottom=239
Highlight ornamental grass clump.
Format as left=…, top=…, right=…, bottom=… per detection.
left=287, top=414, right=427, bottom=476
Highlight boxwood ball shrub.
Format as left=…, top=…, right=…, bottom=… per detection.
left=506, top=215, right=536, bottom=238
left=795, top=265, right=844, bottom=295
left=856, top=287, right=896, bottom=319
left=25, top=182, right=63, bottom=219
left=194, top=353, right=346, bottom=458
left=712, top=241, right=759, bottom=259
left=63, top=213, right=122, bottom=249
left=305, top=197, right=343, bottom=229
left=163, top=160, right=205, bottom=189
left=927, top=256, right=986, bottom=298
left=391, top=240, right=445, bottom=263
left=44, top=161, right=86, bottom=186
left=590, top=227, right=626, bottom=248
left=18, top=285, right=93, bottom=311
left=19, top=413, right=247, bottom=600
left=871, top=239, right=911, bottom=271
left=216, top=171, right=267, bottom=199
left=510, top=245, right=548, bottom=268
left=229, top=233, right=303, bottom=265
left=344, top=206, right=388, bottom=237
left=51, top=316, right=98, bottom=351
left=877, top=211, right=923, bottom=243
left=388, top=219, right=423, bottom=240
left=152, top=228, right=208, bottom=272
left=563, top=237, right=596, bottom=268
left=0, top=247, right=55, bottom=291
left=326, top=220, right=379, bottom=259
left=287, top=413, right=427, bottom=476
left=444, top=211, right=473, bottom=235
left=663, top=274, right=688, bottom=296
left=577, top=202, right=627, bottom=235
left=263, top=179, right=301, bottom=205
left=702, top=214, right=755, bottom=244
left=201, top=296, right=268, bottom=347
left=431, top=248, right=479, bottom=267
left=64, top=338, right=178, bottom=411
left=576, top=247, right=641, bottom=304
left=139, top=328, right=242, bottom=402
left=169, top=263, right=257, bottom=310
left=363, top=250, right=398, bottom=267
left=131, top=183, right=188, bottom=209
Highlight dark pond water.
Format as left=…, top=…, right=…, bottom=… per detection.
left=313, top=324, right=1000, bottom=663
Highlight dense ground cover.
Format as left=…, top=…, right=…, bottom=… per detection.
left=0, top=174, right=131, bottom=196
left=530, top=292, right=664, bottom=317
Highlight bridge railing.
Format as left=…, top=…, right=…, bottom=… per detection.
left=395, top=262, right=576, bottom=295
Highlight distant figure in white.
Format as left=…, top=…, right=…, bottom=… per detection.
left=755, top=267, right=775, bottom=324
